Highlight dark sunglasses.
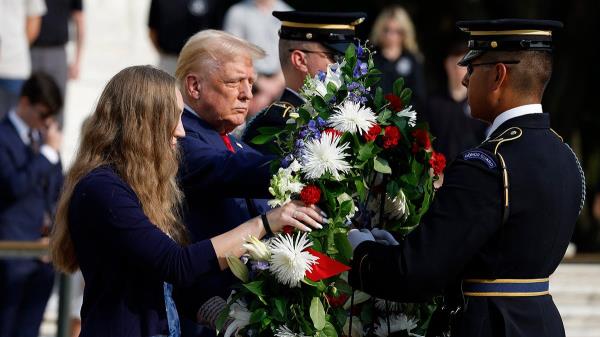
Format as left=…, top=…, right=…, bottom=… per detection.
left=289, top=49, right=343, bottom=63
left=467, top=60, right=520, bottom=76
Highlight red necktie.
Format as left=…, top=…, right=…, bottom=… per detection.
left=220, top=134, right=235, bottom=153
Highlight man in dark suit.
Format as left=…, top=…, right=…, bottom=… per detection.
left=174, top=30, right=275, bottom=336
left=242, top=11, right=366, bottom=154
left=0, top=72, right=63, bottom=337
left=348, top=19, right=585, bottom=337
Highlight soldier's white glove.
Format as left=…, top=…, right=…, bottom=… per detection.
left=348, top=229, right=375, bottom=252
left=371, top=228, right=399, bottom=246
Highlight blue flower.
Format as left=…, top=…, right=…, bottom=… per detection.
left=353, top=61, right=368, bottom=78
left=295, top=139, right=305, bottom=149
left=317, top=70, right=326, bottom=82
left=316, top=117, right=326, bottom=127
left=299, top=128, right=309, bottom=138
left=307, top=119, right=317, bottom=130
left=251, top=260, right=270, bottom=271
left=281, top=154, right=294, bottom=168
left=357, top=44, right=364, bottom=58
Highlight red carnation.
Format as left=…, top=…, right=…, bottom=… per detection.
left=326, top=293, right=349, bottom=308
left=429, top=151, right=447, bottom=176
left=300, top=185, right=321, bottom=205
left=383, top=126, right=401, bottom=149
left=324, top=128, right=343, bottom=138
left=411, top=129, right=431, bottom=151
left=363, top=124, right=382, bottom=142
left=384, top=93, right=403, bottom=112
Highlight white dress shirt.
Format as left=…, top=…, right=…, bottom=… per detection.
left=8, top=109, right=59, bottom=164
left=485, top=104, right=543, bottom=139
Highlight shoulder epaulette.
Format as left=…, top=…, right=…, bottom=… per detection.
left=485, top=127, right=523, bottom=155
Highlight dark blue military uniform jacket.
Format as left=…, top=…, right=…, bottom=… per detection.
left=0, top=117, right=63, bottom=241
left=243, top=87, right=304, bottom=155
left=349, top=113, right=585, bottom=337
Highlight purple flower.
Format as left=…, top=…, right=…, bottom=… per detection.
left=357, top=44, right=364, bottom=58
left=281, top=154, right=294, bottom=168
left=299, top=129, right=309, bottom=138
left=317, top=70, right=326, bottom=82
left=353, top=61, right=368, bottom=78
left=251, top=260, right=270, bottom=271
left=316, top=117, right=326, bottom=127
left=295, top=139, right=305, bottom=149
left=307, top=119, right=317, bottom=130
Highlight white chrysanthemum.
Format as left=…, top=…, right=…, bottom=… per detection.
left=328, top=100, right=377, bottom=135
left=374, top=314, right=418, bottom=337
left=243, top=235, right=271, bottom=261
left=223, top=301, right=251, bottom=337
left=369, top=189, right=409, bottom=227
left=301, top=63, right=344, bottom=98
left=397, top=105, right=417, bottom=127
left=302, top=132, right=351, bottom=180
left=268, top=233, right=318, bottom=287
left=268, top=160, right=305, bottom=207
left=275, top=325, right=309, bottom=337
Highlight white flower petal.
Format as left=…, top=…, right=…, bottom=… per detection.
left=374, top=314, right=418, bottom=337
left=275, top=325, right=309, bottom=337
left=328, top=100, right=376, bottom=135
left=268, top=233, right=318, bottom=287
left=301, top=132, right=351, bottom=180
left=397, top=106, right=417, bottom=127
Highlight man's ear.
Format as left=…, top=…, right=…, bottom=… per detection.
left=290, top=50, right=308, bottom=74
left=185, top=74, right=202, bottom=100
left=491, top=63, right=508, bottom=91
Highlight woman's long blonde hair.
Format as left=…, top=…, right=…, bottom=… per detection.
left=51, top=65, right=187, bottom=273
left=370, top=5, right=422, bottom=59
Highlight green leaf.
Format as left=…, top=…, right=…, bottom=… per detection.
left=393, top=77, right=405, bottom=97
left=303, top=278, right=327, bottom=292
left=334, top=232, right=353, bottom=261
left=339, top=200, right=353, bottom=218
left=358, top=142, right=376, bottom=161
left=251, top=134, right=276, bottom=145
left=322, top=322, right=338, bottom=337
left=310, top=297, right=327, bottom=330
left=354, top=178, right=367, bottom=202
left=273, top=298, right=287, bottom=320
left=376, top=109, right=392, bottom=125
left=344, top=43, right=356, bottom=63
left=249, top=308, right=267, bottom=324
left=312, top=96, right=329, bottom=113
left=374, top=87, right=385, bottom=110
left=215, top=304, right=230, bottom=332
left=400, top=87, right=413, bottom=105
left=243, top=281, right=264, bottom=297
left=373, top=157, right=392, bottom=174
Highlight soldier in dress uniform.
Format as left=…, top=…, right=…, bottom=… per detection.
left=242, top=11, right=366, bottom=154
left=347, top=19, right=586, bottom=337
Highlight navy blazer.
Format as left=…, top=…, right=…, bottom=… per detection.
left=178, top=109, right=272, bottom=243
left=0, top=117, right=63, bottom=240
left=69, top=166, right=222, bottom=337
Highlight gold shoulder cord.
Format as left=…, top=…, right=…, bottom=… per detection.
left=267, top=101, right=296, bottom=118
left=486, top=127, right=523, bottom=224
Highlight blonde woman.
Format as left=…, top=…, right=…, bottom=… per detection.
left=370, top=6, right=426, bottom=109
left=50, top=65, right=323, bottom=337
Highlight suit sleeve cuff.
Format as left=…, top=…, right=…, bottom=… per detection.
left=40, top=145, right=60, bottom=164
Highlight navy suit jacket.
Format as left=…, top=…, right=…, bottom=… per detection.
left=69, top=166, right=221, bottom=337
left=178, top=109, right=272, bottom=243
left=0, top=117, right=63, bottom=241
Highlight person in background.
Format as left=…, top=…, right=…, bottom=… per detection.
left=31, top=0, right=85, bottom=126
left=49, top=65, right=324, bottom=337
left=0, top=0, right=47, bottom=118
left=148, top=0, right=229, bottom=75
left=370, top=5, right=426, bottom=112
left=223, top=0, right=292, bottom=119
left=423, top=40, right=487, bottom=162
left=243, top=11, right=366, bottom=154
left=0, top=72, right=63, bottom=337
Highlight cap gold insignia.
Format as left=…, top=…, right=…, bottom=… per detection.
left=491, top=41, right=498, bottom=48
left=306, top=33, right=313, bottom=39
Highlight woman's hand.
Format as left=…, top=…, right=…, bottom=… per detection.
left=266, top=200, right=326, bottom=233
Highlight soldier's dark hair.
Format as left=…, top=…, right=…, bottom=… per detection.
left=483, top=50, right=553, bottom=99
left=278, top=39, right=326, bottom=69
left=19, top=72, right=63, bottom=117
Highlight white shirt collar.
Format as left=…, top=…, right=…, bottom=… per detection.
left=8, top=109, right=32, bottom=145
left=184, top=103, right=200, bottom=119
left=486, top=104, right=543, bottom=138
